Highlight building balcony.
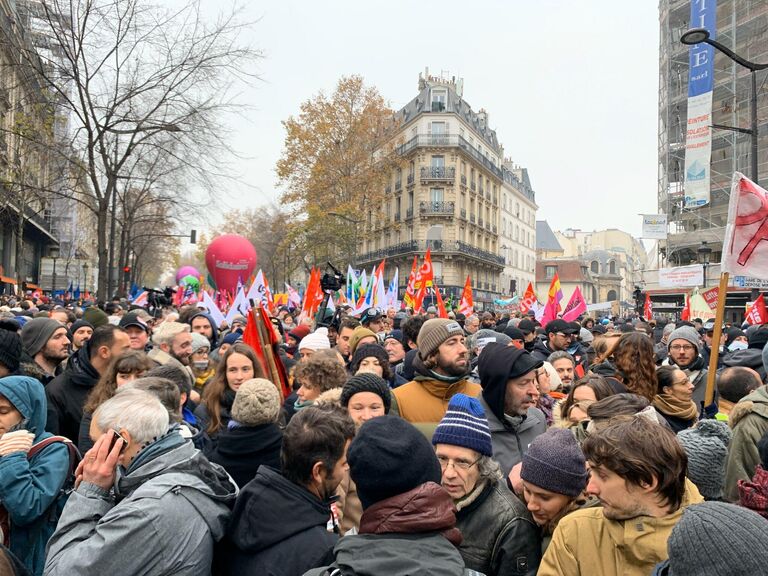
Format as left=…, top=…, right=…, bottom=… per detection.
left=394, top=212, right=401, bottom=222
left=395, top=180, right=402, bottom=191
left=396, top=135, right=504, bottom=179
left=357, top=239, right=504, bottom=267
left=420, top=201, right=455, bottom=217
left=405, top=208, right=413, bottom=220
left=420, top=166, right=455, bottom=184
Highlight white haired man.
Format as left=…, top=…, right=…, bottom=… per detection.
left=44, top=388, right=238, bottom=575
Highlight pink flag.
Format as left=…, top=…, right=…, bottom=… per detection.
left=540, top=298, right=559, bottom=325
left=562, top=287, right=587, bottom=322
left=722, top=172, right=768, bottom=278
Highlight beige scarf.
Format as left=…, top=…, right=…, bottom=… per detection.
left=653, top=393, right=698, bottom=421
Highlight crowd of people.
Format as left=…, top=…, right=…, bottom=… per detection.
left=0, top=292, right=768, bottom=575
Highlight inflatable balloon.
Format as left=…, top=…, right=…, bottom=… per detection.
left=176, top=266, right=200, bottom=284
left=179, top=275, right=200, bottom=291
left=205, top=234, right=257, bottom=294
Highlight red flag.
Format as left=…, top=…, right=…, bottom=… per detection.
left=644, top=293, right=653, bottom=321
left=242, top=308, right=268, bottom=375
left=562, top=287, right=588, bottom=322
left=415, top=249, right=434, bottom=289
left=746, top=294, right=768, bottom=325
left=519, top=282, right=537, bottom=315
left=681, top=294, right=691, bottom=321
left=434, top=283, right=449, bottom=318
left=404, top=256, right=418, bottom=308
left=458, top=276, right=473, bottom=316
left=413, top=282, right=427, bottom=312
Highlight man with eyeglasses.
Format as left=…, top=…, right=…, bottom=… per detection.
left=360, top=307, right=386, bottom=335
left=531, top=320, right=579, bottom=365
left=432, top=394, right=540, bottom=575
left=661, top=325, right=710, bottom=408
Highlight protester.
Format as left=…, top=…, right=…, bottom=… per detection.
left=190, top=332, right=215, bottom=398
left=44, top=388, right=238, bottom=575
left=433, top=394, right=541, bottom=575
left=464, top=314, right=480, bottom=335
left=118, top=312, right=150, bottom=352
left=547, top=351, right=576, bottom=390
left=347, top=325, right=378, bottom=357
left=189, top=311, right=219, bottom=350
left=538, top=416, right=703, bottom=575
left=520, top=428, right=591, bottom=553
left=195, top=343, right=267, bottom=439
left=382, top=329, right=407, bottom=366
left=307, top=415, right=474, bottom=576
left=78, top=350, right=154, bottom=453
left=663, top=326, right=709, bottom=406
left=653, top=365, right=698, bottom=433
left=612, top=332, right=658, bottom=401
left=716, top=366, right=762, bottom=420
left=46, top=325, right=130, bottom=441
left=0, top=322, right=22, bottom=377
left=206, top=378, right=282, bottom=489
left=285, top=324, right=310, bottom=357
left=724, top=381, right=768, bottom=501
left=392, top=319, right=479, bottom=428
left=677, top=420, right=731, bottom=501
left=148, top=321, right=193, bottom=372
left=224, top=406, right=355, bottom=575
left=20, top=318, right=69, bottom=385
left=476, top=342, right=546, bottom=474
left=334, top=317, right=359, bottom=362
left=652, top=502, right=768, bottom=576
left=360, top=307, right=386, bottom=334
left=336, top=373, right=392, bottom=533
left=0, top=376, right=72, bottom=576
left=530, top=320, right=578, bottom=364
left=556, top=375, right=615, bottom=427
left=68, top=321, right=93, bottom=353
left=297, top=327, right=331, bottom=361
left=292, top=353, right=348, bottom=413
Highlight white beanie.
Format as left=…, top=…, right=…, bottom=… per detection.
left=298, top=327, right=331, bottom=352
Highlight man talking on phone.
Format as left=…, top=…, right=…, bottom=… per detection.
left=44, top=388, right=238, bottom=575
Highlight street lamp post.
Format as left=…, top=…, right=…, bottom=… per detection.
left=680, top=28, right=768, bottom=182
left=697, top=241, right=712, bottom=288
left=82, top=263, right=89, bottom=296
left=49, top=246, right=60, bottom=295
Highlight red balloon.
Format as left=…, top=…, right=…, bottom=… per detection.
left=205, top=234, right=257, bottom=293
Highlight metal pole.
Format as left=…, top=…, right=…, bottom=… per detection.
left=52, top=258, right=57, bottom=295
left=751, top=70, right=759, bottom=183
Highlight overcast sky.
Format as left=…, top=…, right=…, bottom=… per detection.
left=207, top=0, right=661, bottom=244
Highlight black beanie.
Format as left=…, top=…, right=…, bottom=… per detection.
left=477, top=342, right=542, bottom=423
left=350, top=343, right=390, bottom=375
left=348, top=415, right=442, bottom=510
left=340, top=373, right=391, bottom=414
left=0, top=328, right=21, bottom=373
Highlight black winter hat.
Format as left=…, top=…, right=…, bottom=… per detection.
left=349, top=343, right=390, bottom=375
left=503, top=325, right=525, bottom=341
left=748, top=325, right=768, bottom=350
left=478, top=342, right=542, bottom=423
left=0, top=327, right=22, bottom=373
left=348, top=415, right=442, bottom=510
left=340, top=373, right=391, bottom=414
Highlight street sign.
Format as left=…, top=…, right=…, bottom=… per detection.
left=731, top=276, right=768, bottom=290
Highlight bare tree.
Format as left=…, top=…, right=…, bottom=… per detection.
left=16, top=0, right=261, bottom=298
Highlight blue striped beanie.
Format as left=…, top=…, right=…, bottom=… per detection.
left=432, top=393, right=493, bottom=456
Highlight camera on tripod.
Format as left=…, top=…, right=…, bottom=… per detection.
left=320, top=262, right=346, bottom=293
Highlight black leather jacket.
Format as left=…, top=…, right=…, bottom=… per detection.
left=455, top=479, right=541, bottom=576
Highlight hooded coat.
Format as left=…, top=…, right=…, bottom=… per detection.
left=189, top=312, right=220, bottom=351
left=537, top=480, right=704, bottom=576
left=477, top=345, right=547, bottom=475
left=0, top=376, right=70, bottom=576
left=44, top=432, right=237, bottom=575
left=724, top=385, right=768, bottom=502
left=45, top=345, right=99, bottom=441
left=224, top=466, right=338, bottom=576
left=205, top=423, right=282, bottom=489
left=304, top=482, right=475, bottom=576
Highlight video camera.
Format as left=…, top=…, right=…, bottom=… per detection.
left=320, top=261, right=346, bottom=293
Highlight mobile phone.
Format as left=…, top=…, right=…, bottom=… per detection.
left=108, top=428, right=127, bottom=453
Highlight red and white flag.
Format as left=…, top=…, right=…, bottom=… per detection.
left=723, top=173, right=768, bottom=279
left=519, top=282, right=538, bottom=315
left=644, top=293, right=653, bottom=321
left=745, top=294, right=767, bottom=325
left=458, top=276, right=474, bottom=316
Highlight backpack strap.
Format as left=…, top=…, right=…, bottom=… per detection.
left=28, top=436, right=74, bottom=459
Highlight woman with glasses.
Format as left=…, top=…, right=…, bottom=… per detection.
left=432, top=394, right=541, bottom=576
left=533, top=363, right=562, bottom=427
left=654, top=365, right=698, bottom=433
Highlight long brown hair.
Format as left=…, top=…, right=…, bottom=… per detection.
left=201, top=343, right=266, bottom=434
left=591, top=333, right=623, bottom=366
left=84, top=350, right=154, bottom=413
left=613, top=332, right=658, bottom=401
left=559, top=375, right=615, bottom=423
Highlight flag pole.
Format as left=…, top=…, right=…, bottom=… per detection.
left=704, top=272, right=729, bottom=406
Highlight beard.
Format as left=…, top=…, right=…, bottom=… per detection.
left=436, top=353, right=468, bottom=377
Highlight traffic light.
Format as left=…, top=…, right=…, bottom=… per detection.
left=123, top=266, right=131, bottom=282
left=190, top=229, right=197, bottom=244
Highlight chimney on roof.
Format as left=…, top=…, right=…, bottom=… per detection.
left=478, top=108, right=488, bottom=127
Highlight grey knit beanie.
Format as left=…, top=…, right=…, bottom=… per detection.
left=666, top=502, right=768, bottom=576
left=231, top=378, right=281, bottom=427
left=472, top=329, right=511, bottom=351
left=21, top=318, right=65, bottom=357
left=417, top=319, right=465, bottom=359
left=189, top=332, right=210, bottom=354
left=520, top=428, right=589, bottom=497
left=340, top=373, right=391, bottom=414
left=676, top=420, right=731, bottom=501
left=667, top=326, right=701, bottom=352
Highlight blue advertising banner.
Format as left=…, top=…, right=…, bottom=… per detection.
left=683, top=0, right=717, bottom=209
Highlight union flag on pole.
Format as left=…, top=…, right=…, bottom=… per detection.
left=458, top=276, right=473, bottom=316
left=519, top=282, right=538, bottom=315
left=643, top=293, right=653, bottom=321
left=403, top=256, right=418, bottom=308
left=745, top=294, right=767, bottom=325
left=434, top=283, right=449, bottom=318
left=562, top=287, right=587, bottom=322
left=723, top=172, right=768, bottom=279
left=681, top=294, right=691, bottom=321
left=414, top=248, right=434, bottom=289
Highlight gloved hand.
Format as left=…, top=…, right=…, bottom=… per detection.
left=701, top=401, right=719, bottom=419
left=0, top=430, right=35, bottom=456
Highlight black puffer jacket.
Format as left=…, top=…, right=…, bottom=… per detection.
left=205, top=422, right=282, bottom=489
left=456, top=480, right=541, bottom=576
left=45, top=345, right=99, bottom=441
